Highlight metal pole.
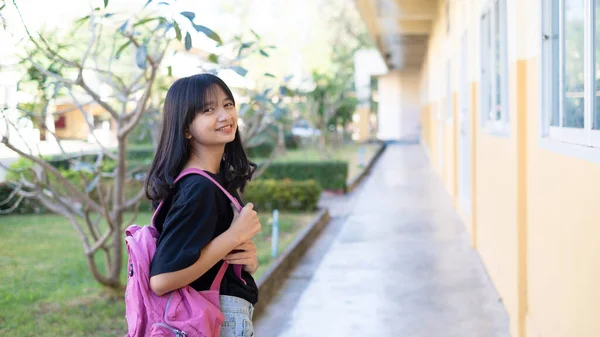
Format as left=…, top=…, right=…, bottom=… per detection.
left=271, top=209, right=279, bottom=258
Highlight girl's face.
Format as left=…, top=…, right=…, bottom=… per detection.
left=186, top=86, right=238, bottom=147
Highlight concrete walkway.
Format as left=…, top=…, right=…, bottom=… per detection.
left=255, top=144, right=510, bottom=337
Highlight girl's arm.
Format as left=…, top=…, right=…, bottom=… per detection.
left=150, top=203, right=260, bottom=296
left=149, top=229, right=240, bottom=296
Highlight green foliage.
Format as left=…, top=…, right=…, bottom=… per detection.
left=0, top=183, right=47, bottom=215
left=329, top=95, right=359, bottom=126
left=260, top=161, right=348, bottom=191
left=246, top=142, right=275, bottom=159
left=284, top=132, right=299, bottom=150
left=244, top=179, right=321, bottom=212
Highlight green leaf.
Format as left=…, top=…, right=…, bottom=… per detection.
left=173, top=22, right=182, bottom=41
left=237, top=42, right=254, bottom=58
left=250, top=29, right=260, bottom=39
left=104, top=13, right=114, bottom=18
left=180, top=11, right=196, bottom=22
left=118, top=20, right=128, bottom=33
left=279, top=86, right=289, bottom=96
left=184, top=32, right=192, bottom=50
left=134, top=17, right=160, bottom=27
left=144, top=0, right=153, bottom=7
left=264, top=73, right=275, bottom=78
left=259, top=49, right=269, bottom=57
left=230, top=66, right=248, bottom=77
left=167, top=65, right=172, bottom=77
left=136, top=44, right=148, bottom=69
left=115, top=40, right=131, bottom=59
left=75, top=15, right=90, bottom=29
left=104, top=0, right=109, bottom=8
left=76, top=15, right=91, bottom=24
left=209, top=54, right=219, bottom=63
left=193, top=25, right=222, bottom=45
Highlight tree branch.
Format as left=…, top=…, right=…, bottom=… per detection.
left=77, top=77, right=120, bottom=120
left=124, top=33, right=156, bottom=67
left=123, top=186, right=146, bottom=210
left=83, top=209, right=101, bottom=241
left=68, top=90, right=117, bottom=158
left=1, top=138, right=103, bottom=213
left=86, top=227, right=113, bottom=255
left=120, top=66, right=158, bottom=137
left=25, top=55, right=76, bottom=85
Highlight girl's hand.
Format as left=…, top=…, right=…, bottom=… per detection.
left=229, top=203, right=261, bottom=244
left=224, top=240, right=258, bottom=274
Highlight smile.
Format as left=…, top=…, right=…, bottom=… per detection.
left=216, top=124, right=233, bottom=132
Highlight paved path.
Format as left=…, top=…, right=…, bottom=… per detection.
left=255, top=144, right=510, bottom=337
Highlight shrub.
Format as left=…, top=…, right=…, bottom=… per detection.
left=0, top=183, right=47, bottom=215
left=259, top=161, right=348, bottom=191
left=246, top=142, right=276, bottom=159
left=244, top=179, right=321, bottom=212
left=284, top=132, right=299, bottom=150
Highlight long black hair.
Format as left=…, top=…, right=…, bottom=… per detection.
left=145, top=73, right=257, bottom=204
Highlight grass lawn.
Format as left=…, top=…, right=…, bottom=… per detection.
left=267, top=142, right=381, bottom=184
left=0, top=211, right=315, bottom=336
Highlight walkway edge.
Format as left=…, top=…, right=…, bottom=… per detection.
left=347, top=142, right=387, bottom=193
left=254, top=209, right=331, bottom=319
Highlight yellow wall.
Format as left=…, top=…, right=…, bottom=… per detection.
left=54, top=105, right=89, bottom=140
left=524, top=57, right=600, bottom=337
left=418, top=0, right=600, bottom=336
left=54, top=103, right=114, bottom=140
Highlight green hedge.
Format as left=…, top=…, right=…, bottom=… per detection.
left=246, top=142, right=275, bottom=159
left=259, top=161, right=348, bottom=191
left=244, top=179, right=321, bottom=212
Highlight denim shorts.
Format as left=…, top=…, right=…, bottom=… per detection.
left=219, top=295, right=255, bottom=337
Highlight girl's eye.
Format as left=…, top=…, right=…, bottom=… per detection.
left=204, top=108, right=215, bottom=113
left=225, top=102, right=234, bottom=108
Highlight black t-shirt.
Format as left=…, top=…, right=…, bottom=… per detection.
left=149, top=171, right=259, bottom=305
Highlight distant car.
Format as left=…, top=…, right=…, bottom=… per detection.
left=291, top=121, right=321, bottom=138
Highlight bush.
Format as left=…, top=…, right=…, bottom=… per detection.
left=0, top=183, right=47, bottom=215
left=246, top=142, right=276, bottom=159
left=284, top=132, right=299, bottom=150
left=259, top=161, right=348, bottom=191
left=244, top=179, right=321, bottom=212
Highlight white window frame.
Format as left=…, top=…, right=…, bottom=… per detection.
left=542, top=0, right=600, bottom=149
left=480, top=0, right=509, bottom=135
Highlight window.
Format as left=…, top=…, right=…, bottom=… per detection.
left=542, top=0, right=600, bottom=147
left=480, top=0, right=509, bottom=133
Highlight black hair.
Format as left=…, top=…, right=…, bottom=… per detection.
left=145, top=73, right=257, bottom=204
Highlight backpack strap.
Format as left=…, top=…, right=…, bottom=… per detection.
left=210, top=261, right=231, bottom=291
left=151, top=168, right=246, bottom=286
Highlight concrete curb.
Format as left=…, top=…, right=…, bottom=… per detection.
left=253, top=208, right=331, bottom=320
left=346, top=142, right=387, bottom=193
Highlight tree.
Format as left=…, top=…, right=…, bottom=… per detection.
left=301, top=0, right=371, bottom=150
left=0, top=0, right=281, bottom=291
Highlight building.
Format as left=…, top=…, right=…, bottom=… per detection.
left=356, top=0, right=600, bottom=337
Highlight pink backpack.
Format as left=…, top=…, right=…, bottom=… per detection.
left=124, top=168, right=245, bottom=337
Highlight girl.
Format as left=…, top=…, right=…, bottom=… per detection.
left=145, top=73, right=261, bottom=337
